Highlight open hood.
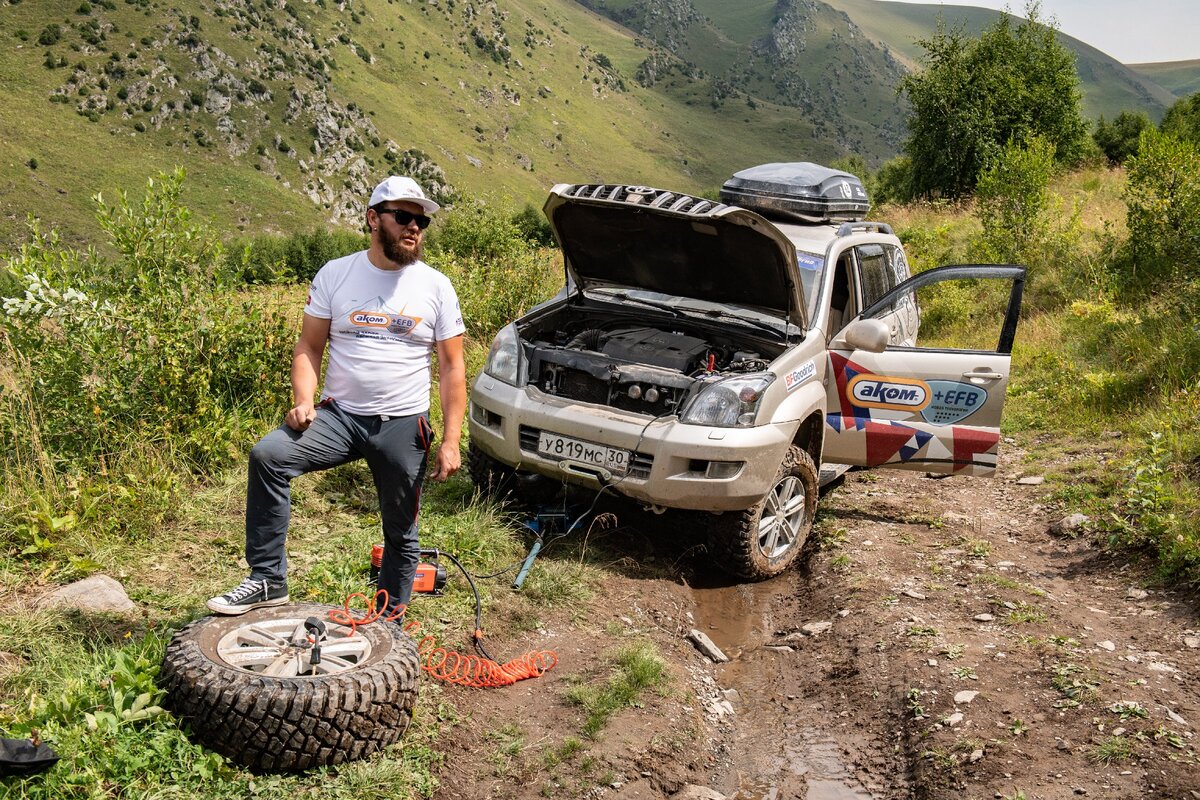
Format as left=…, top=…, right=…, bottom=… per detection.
left=543, top=184, right=807, bottom=329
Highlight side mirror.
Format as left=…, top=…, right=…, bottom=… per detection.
left=842, top=318, right=888, bottom=353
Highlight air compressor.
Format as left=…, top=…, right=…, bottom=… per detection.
left=369, top=544, right=448, bottom=595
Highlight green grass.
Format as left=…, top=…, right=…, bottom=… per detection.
left=565, top=641, right=668, bottom=738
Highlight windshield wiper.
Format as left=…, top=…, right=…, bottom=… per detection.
left=605, top=292, right=681, bottom=318
left=695, top=307, right=792, bottom=339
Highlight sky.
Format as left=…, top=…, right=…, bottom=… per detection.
left=887, top=0, right=1199, bottom=64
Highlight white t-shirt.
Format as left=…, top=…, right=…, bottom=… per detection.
left=305, top=251, right=465, bottom=416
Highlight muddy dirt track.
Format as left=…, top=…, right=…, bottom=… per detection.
left=431, top=447, right=1200, bottom=800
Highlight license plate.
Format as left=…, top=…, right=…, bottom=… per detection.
left=537, top=432, right=629, bottom=475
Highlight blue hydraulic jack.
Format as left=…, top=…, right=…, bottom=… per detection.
left=512, top=508, right=584, bottom=590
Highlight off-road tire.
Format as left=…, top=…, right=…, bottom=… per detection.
left=707, top=446, right=819, bottom=581
left=467, top=440, right=518, bottom=501
left=159, top=603, right=420, bottom=772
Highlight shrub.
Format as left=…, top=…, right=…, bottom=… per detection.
left=974, top=135, right=1054, bottom=264
left=0, top=170, right=294, bottom=476
left=224, top=228, right=368, bottom=284
left=1121, top=127, right=1200, bottom=292
left=1093, top=111, right=1153, bottom=165
left=1160, top=92, right=1200, bottom=144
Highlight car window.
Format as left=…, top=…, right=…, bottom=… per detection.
left=856, top=244, right=898, bottom=310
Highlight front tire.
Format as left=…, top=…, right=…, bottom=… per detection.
left=467, top=441, right=518, bottom=501
left=159, top=603, right=420, bottom=772
left=707, top=446, right=819, bottom=580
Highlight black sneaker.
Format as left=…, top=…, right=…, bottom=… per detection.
left=206, top=577, right=289, bottom=615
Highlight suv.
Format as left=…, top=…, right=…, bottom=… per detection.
left=468, top=163, right=1024, bottom=580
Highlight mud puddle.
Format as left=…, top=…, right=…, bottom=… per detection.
left=689, top=572, right=878, bottom=800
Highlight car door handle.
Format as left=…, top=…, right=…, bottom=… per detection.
left=962, top=370, right=1003, bottom=381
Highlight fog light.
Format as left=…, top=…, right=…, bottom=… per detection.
left=627, top=384, right=643, bottom=400
left=705, top=461, right=744, bottom=479
left=645, top=387, right=660, bottom=403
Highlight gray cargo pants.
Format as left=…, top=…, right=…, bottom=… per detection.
left=244, top=398, right=433, bottom=614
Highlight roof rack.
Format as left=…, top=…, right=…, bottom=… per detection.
left=836, top=221, right=894, bottom=237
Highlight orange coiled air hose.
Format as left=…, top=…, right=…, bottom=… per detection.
left=329, top=586, right=557, bottom=688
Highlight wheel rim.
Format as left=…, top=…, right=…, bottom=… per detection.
left=757, top=475, right=810, bottom=560
left=215, top=617, right=372, bottom=677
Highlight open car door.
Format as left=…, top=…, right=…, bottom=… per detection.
left=822, top=265, right=1025, bottom=477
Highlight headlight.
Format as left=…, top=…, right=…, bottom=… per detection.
left=680, top=373, right=774, bottom=428
left=484, top=324, right=521, bottom=386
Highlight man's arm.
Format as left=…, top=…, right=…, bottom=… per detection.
left=285, top=313, right=331, bottom=431
left=431, top=334, right=466, bottom=480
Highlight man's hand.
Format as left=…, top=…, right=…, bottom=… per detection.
left=285, top=401, right=317, bottom=432
left=429, top=442, right=461, bottom=481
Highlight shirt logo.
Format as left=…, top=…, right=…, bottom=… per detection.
left=349, top=310, right=423, bottom=334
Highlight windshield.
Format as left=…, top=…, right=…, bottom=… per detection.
left=796, top=249, right=826, bottom=324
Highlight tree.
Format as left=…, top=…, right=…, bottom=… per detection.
left=1160, top=92, right=1200, bottom=144
left=1093, top=111, right=1153, bottom=165
left=1123, top=127, right=1200, bottom=290
left=975, top=135, right=1055, bottom=264
left=898, top=2, right=1088, bottom=198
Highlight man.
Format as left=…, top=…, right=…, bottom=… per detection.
left=208, top=176, right=467, bottom=618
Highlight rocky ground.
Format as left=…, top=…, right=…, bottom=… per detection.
left=429, top=447, right=1200, bottom=800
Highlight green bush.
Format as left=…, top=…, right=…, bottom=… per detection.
left=1160, top=92, right=1200, bottom=144
left=225, top=227, right=368, bottom=284
left=1093, top=111, right=1153, bottom=165
left=0, top=170, right=294, bottom=477
left=1122, top=127, right=1200, bottom=292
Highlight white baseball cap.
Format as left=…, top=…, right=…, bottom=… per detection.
left=368, top=176, right=440, bottom=214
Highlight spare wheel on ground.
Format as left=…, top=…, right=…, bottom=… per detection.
left=159, top=602, right=420, bottom=771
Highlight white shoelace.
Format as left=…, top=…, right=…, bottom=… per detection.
left=223, top=578, right=265, bottom=602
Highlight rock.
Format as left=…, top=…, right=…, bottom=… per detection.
left=837, top=609, right=851, bottom=617
left=973, top=613, right=995, bottom=622
left=1148, top=662, right=1177, bottom=673
left=1112, top=727, right=1126, bottom=737
left=927, top=659, right=939, bottom=667
left=1126, top=588, right=1149, bottom=600
left=1166, top=709, right=1188, bottom=726
left=37, top=574, right=134, bottom=613
left=763, top=645, right=794, bottom=654
left=723, top=689, right=741, bottom=703
left=1049, top=513, right=1089, bottom=537
left=673, top=785, right=728, bottom=800
left=802, top=621, right=833, bottom=636
left=710, top=700, right=735, bottom=718
left=1056, top=739, right=1071, bottom=751
left=619, top=615, right=634, bottom=626
left=968, top=748, right=985, bottom=763
left=996, top=560, right=1016, bottom=568
left=902, top=590, right=927, bottom=600
left=1185, top=637, right=1200, bottom=649
left=946, top=712, right=964, bottom=726
left=688, top=629, right=729, bottom=663
left=1096, top=641, right=1117, bottom=652
left=1016, top=476, right=1044, bottom=486
left=954, top=690, right=979, bottom=705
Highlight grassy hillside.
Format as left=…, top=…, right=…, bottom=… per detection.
left=823, top=0, right=1179, bottom=121
left=1131, top=58, right=1200, bottom=97
left=0, top=0, right=861, bottom=251
left=0, top=0, right=1187, bottom=255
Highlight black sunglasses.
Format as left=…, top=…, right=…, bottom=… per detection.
left=375, top=207, right=431, bottom=230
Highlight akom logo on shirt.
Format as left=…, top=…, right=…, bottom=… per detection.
left=349, top=310, right=423, bottom=334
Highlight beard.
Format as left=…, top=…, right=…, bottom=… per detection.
left=380, top=227, right=422, bottom=267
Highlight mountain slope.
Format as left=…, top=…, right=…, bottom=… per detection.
left=1131, top=58, right=1200, bottom=97
left=821, top=0, right=1178, bottom=121
left=0, top=0, right=849, bottom=249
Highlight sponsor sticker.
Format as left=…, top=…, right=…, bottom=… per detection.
left=846, top=374, right=930, bottom=411
left=796, top=253, right=824, bottom=271
left=784, top=360, right=816, bottom=392
left=921, top=380, right=988, bottom=425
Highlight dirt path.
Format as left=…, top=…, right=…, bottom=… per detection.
left=431, top=451, right=1200, bottom=800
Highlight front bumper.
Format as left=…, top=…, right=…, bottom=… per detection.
left=469, top=375, right=795, bottom=511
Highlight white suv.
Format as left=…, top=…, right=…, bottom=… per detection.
left=468, top=163, right=1025, bottom=579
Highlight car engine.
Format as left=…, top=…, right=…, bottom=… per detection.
left=522, top=316, right=778, bottom=416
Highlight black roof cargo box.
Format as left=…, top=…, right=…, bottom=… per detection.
left=720, top=162, right=869, bottom=224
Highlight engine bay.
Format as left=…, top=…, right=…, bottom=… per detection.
left=520, top=309, right=783, bottom=415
